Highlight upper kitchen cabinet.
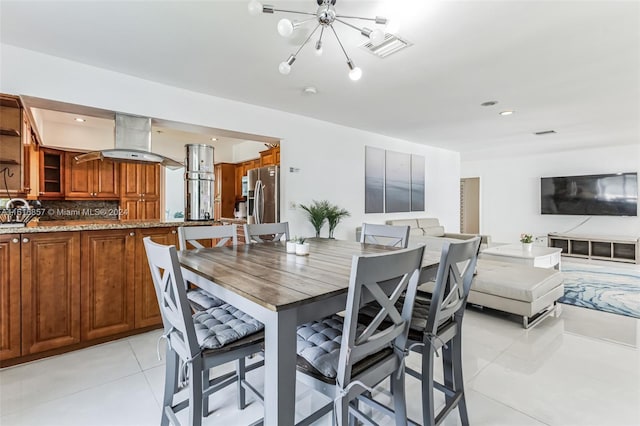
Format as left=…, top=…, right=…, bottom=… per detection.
left=0, top=94, right=33, bottom=197
left=260, top=145, right=280, bottom=167
left=214, top=163, right=235, bottom=219
left=65, top=153, right=119, bottom=199
left=120, top=162, right=161, bottom=220
left=38, top=148, right=65, bottom=199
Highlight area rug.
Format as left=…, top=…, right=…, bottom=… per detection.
left=559, top=264, right=640, bottom=319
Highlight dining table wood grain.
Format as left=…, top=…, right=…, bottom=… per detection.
left=178, top=238, right=440, bottom=426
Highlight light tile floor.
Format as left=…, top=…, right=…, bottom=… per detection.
left=1, top=264, right=639, bottom=425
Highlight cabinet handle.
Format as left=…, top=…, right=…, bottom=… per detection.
left=129, top=232, right=135, bottom=237
left=12, top=238, right=19, bottom=244
left=39, top=191, right=44, bottom=195
left=171, top=230, right=176, bottom=234
left=22, top=238, right=29, bottom=243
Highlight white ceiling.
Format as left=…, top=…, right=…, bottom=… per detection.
left=1, top=0, right=638, bottom=159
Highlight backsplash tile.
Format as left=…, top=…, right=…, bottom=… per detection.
left=39, top=200, right=121, bottom=221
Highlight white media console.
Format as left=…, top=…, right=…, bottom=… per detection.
left=548, top=233, right=640, bottom=264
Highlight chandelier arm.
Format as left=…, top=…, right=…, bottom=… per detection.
left=294, top=23, right=322, bottom=56
left=270, top=8, right=317, bottom=16
left=334, top=18, right=365, bottom=33
left=329, top=24, right=352, bottom=62
left=318, top=26, right=325, bottom=42
left=335, top=15, right=381, bottom=22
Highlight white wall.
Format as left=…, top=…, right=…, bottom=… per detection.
left=233, top=141, right=268, bottom=163
left=462, top=144, right=640, bottom=243
left=1, top=45, right=460, bottom=240
left=39, top=120, right=113, bottom=151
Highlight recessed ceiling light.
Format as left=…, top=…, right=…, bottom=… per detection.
left=210, top=137, right=218, bottom=141
left=534, top=130, right=556, bottom=135
left=74, top=117, right=86, bottom=122
left=499, top=110, right=514, bottom=116
left=303, top=86, right=317, bottom=95
left=480, top=100, right=498, bottom=107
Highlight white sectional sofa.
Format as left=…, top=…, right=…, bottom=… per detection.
left=358, top=218, right=563, bottom=328
left=384, top=218, right=491, bottom=251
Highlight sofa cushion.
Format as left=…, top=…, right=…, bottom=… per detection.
left=423, top=225, right=445, bottom=237
left=418, top=259, right=563, bottom=303
left=472, top=259, right=563, bottom=302
left=409, top=227, right=425, bottom=237
left=417, top=218, right=441, bottom=229
left=386, top=219, right=419, bottom=229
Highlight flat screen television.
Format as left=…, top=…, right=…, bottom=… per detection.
left=541, top=172, right=638, bottom=216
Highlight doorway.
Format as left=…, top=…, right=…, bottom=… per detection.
left=460, top=177, right=480, bottom=234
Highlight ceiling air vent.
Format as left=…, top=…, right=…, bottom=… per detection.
left=361, top=33, right=412, bottom=58
left=534, top=130, right=557, bottom=135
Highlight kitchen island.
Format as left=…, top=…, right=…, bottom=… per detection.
left=0, top=219, right=221, bottom=367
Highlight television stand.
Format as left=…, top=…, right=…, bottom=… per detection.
left=547, top=233, right=639, bottom=264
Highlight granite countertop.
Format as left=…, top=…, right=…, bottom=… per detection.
left=219, top=217, right=248, bottom=224
left=0, top=219, right=219, bottom=235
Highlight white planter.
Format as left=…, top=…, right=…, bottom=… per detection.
left=522, top=242, right=533, bottom=252
left=296, top=242, right=310, bottom=256
left=286, top=241, right=297, bottom=254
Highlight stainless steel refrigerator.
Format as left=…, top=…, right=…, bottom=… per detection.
left=247, top=165, right=279, bottom=224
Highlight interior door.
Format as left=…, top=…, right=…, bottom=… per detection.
left=460, top=177, right=480, bottom=234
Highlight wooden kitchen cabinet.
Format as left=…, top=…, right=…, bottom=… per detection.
left=134, top=227, right=177, bottom=328
left=81, top=230, right=135, bottom=340
left=0, top=95, right=27, bottom=197
left=38, top=148, right=65, bottom=199
left=120, top=163, right=161, bottom=220
left=21, top=232, right=81, bottom=355
left=0, top=235, right=21, bottom=361
left=65, top=153, right=119, bottom=199
left=214, top=163, right=236, bottom=220
left=260, top=146, right=280, bottom=167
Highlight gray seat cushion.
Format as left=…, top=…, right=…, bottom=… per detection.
left=187, top=288, right=226, bottom=311
left=297, top=316, right=346, bottom=379
left=193, top=304, right=264, bottom=349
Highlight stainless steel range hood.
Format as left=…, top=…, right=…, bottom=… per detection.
left=74, top=113, right=183, bottom=169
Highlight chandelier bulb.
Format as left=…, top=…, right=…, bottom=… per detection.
left=279, top=61, right=292, bottom=75
left=277, top=18, right=294, bottom=37
left=314, top=40, right=323, bottom=56
left=247, top=0, right=263, bottom=16
left=349, top=66, right=362, bottom=81
left=369, top=28, right=385, bottom=46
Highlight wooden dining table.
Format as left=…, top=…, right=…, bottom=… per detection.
left=178, top=238, right=440, bottom=426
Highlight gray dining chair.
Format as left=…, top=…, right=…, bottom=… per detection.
left=143, top=237, right=264, bottom=426
left=178, top=225, right=239, bottom=311
left=361, top=237, right=481, bottom=426
left=178, top=224, right=238, bottom=250
left=360, top=223, right=411, bottom=248
left=243, top=222, right=290, bottom=243
left=294, top=244, right=426, bottom=425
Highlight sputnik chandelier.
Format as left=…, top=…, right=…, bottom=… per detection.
left=248, top=0, right=388, bottom=81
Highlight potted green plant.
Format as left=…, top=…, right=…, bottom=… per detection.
left=295, top=237, right=310, bottom=256
left=520, top=233, right=534, bottom=251
left=326, top=204, right=350, bottom=239
left=298, top=200, right=329, bottom=238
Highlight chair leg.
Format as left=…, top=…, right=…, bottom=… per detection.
left=392, top=369, right=408, bottom=426
left=202, top=369, right=210, bottom=417
left=335, top=394, right=350, bottom=426
left=161, top=349, right=179, bottom=426
left=451, top=333, right=469, bottom=426
left=237, top=357, right=247, bottom=410
left=189, top=358, right=203, bottom=426
left=421, top=347, right=436, bottom=426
